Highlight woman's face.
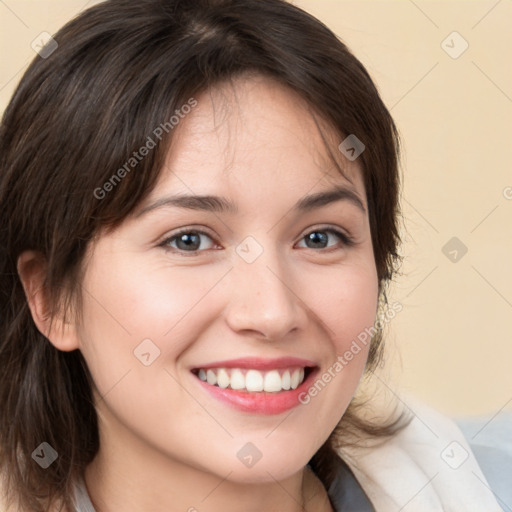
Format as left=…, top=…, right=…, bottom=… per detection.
left=77, top=75, right=378, bottom=484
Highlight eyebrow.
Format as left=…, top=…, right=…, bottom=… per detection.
left=135, top=185, right=366, bottom=218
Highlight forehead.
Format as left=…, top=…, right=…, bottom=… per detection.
left=154, top=75, right=365, bottom=203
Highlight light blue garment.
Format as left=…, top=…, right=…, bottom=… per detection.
left=455, top=411, right=512, bottom=512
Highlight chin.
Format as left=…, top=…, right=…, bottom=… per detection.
left=221, top=461, right=305, bottom=485
left=206, top=442, right=315, bottom=485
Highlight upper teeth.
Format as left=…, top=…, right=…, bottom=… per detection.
left=196, top=367, right=306, bottom=393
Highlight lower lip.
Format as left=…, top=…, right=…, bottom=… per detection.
left=193, top=369, right=318, bottom=415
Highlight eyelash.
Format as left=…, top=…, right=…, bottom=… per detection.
left=158, top=226, right=355, bottom=255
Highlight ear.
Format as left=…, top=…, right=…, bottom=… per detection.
left=17, top=250, right=80, bottom=352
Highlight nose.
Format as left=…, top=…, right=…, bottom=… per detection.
left=223, top=244, right=309, bottom=341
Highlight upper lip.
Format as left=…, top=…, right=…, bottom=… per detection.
left=191, top=356, right=317, bottom=371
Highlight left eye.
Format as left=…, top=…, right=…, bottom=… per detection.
left=296, top=229, right=348, bottom=250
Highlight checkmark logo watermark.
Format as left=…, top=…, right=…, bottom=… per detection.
left=236, top=236, right=264, bottom=264
left=338, top=134, right=365, bottom=161
left=31, top=442, right=58, bottom=469
left=134, top=338, right=161, bottom=366
left=441, top=441, right=469, bottom=469
left=442, top=237, right=468, bottom=263
left=441, top=31, right=469, bottom=59
left=31, top=32, right=58, bottom=59
left=236, top=442, right=263, bottom=468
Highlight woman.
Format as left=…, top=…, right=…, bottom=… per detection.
left=0, top=0, right=504, bottom=510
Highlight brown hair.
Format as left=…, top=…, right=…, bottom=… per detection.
left=0, top=0, right=405, bottom=509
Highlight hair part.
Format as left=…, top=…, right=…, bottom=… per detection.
left=0, top=0, right=404, bottom=509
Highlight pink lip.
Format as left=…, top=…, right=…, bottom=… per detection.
left=190, top=356, right=317, bottom=371
left=191, top=362, right=319, bottom=415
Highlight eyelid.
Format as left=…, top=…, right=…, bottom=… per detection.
left=158, top=225, right=217, bottom=241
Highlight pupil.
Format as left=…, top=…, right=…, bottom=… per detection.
left=178, top=233, right=200, bottom=250
left=307, top=232, right=327, bottom=248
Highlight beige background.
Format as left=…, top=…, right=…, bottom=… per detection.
left=1, top=0, right=511, bottom=417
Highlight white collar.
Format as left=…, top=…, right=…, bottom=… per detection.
left=338, top=395, right=502, bottom=512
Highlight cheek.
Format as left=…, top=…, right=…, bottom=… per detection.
left=76, top=256, right=229, bottom=392
left=331, top=267, right=379, bottom=384
left=297, top=262, right=378, bottom=415
left=307, top=260, right=379, bottom=351
left=335, top=275, right=378, bottom=355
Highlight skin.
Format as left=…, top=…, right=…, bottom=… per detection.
left=19, top=75, right=379, bottom=512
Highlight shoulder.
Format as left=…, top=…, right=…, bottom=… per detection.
left=337, top=396, right=505, bottom=512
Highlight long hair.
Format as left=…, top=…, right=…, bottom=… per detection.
left=0, top=0, right=404, bottom=509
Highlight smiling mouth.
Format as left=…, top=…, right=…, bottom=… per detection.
left=191, top=366, right=315, bottom=393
